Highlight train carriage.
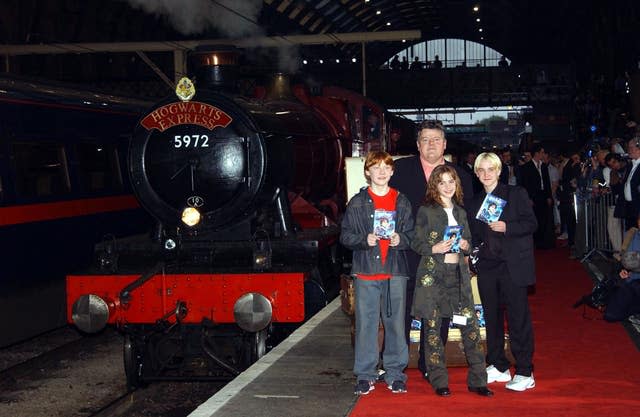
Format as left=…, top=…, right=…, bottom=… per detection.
left=0, top=75, right=153, bottom=347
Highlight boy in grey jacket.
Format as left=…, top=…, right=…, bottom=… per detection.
left=340, top=151, right=414, bottom=395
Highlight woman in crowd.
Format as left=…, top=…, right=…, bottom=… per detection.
left=411, top=165, right=492, bottom=397
left=469, top=152, right=538, bottom=392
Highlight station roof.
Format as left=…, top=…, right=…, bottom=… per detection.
left=0, top=1, right=638, bottom=80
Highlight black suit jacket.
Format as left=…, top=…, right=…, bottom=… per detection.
left=469, top=183, right=538, bottom=287
left=389, top=155, right=475, bottom=276
left=520, top=159, right=552, bottom=202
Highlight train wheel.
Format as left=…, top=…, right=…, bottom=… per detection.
left=123, top=335, right=144, bottom=390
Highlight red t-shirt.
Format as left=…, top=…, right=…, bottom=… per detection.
left=358, top=187, right=398, bottom=281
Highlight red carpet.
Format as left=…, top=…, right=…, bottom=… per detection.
left=349, top=247, right=640, bottom=417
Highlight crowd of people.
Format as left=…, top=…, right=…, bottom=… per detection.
left=340, top=118, right=640, bottom=398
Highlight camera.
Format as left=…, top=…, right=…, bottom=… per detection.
left=572, top=277, right=616, bottom=310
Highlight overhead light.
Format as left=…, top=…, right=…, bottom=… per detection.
left=336, top=58, right=340, bottom=63
left=476, top=18, right=481, bottom=22
left=302, top=59, right=308, bottom=65
left=479, top=28, right=483, bottom=32
left=352, top=57, right=357, bottom=63
left=473, top=5, right=479, bottom=12
left=386, top=22, right=391, bottom=26
left=319, top=59, right=324, bottom=64
left=376, top=10, right=381, bottom=15
left=402, top=39, right=406, bottom=43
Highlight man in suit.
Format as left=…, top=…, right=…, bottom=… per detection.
left=469, top=152, right=538, bottom=391
left=499, top=148, right=517, bottom=186
left=389, top=119, right=474, bottom=380
left=462, top=150, right=483, bottom=194
left=519, top=144, right=555, bottom=249
left=622, top=137, right=640, bottom=230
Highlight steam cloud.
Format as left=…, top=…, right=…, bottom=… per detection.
left=124, top=0, right=301, bottom=74
left=124, top=0, right=264, bottom=37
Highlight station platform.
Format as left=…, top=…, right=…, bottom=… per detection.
left=188, top=297, right=357, bottom=417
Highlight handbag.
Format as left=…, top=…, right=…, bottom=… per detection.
left=469, top=243, right=483, bottom=275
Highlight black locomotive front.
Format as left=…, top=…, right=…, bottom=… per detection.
left=129, top=85, right=338, bottom=243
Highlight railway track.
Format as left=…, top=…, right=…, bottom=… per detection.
left=0, top=328, right=229, bottom=417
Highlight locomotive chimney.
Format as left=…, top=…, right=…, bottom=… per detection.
left=189, top=46, right=239, bottom=92
left=264, top=73, right=295, bottom=100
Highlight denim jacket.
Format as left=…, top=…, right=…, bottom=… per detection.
left=340, top=187, right=414, bottom=276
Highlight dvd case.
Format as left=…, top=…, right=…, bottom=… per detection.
left=373, top=209, right=396, bottom=239
left=443, top=225, right=463, bottom=253
left=475, top=193, right=507, bottom=224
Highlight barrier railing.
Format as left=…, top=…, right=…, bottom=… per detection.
left=574, top=189, right=620, bottom=259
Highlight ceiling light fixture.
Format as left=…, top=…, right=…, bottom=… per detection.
left=386, top=22, right=391, bottom=26
left=376, top=10, right=381, bottom=15
left=473, top=6, right=479, bottom=12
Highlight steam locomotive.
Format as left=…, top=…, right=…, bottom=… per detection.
left=0, top=75, right=153, bottom=347
left=65, top=50, right=416, bottom=388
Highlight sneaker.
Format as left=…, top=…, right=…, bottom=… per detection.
left=558, top=232, right=568, bottom=240
left=387, top=380, right=407, bottom=394
left=377, top=368, right=386, bottom=382
left=486, top=365, right=511, bottom=383
left=505, top=374, right=535, bottom=391
left=354, top=380, right=375, bottom=395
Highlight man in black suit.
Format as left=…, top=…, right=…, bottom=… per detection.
left=462, top=150, right=483, bottom=194
left=622, top=137, right=640, bottom=230
left=389, top=119, right=474, bottom=380
left=519, top=144, right=555, bottom=248
left=469, top=152, right=538, bottom=392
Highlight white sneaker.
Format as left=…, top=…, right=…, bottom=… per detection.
left=486, top=365, right=511, bottom=383
left=505, top=374, right=535, bottom=391
left=558, top=232, right=568, bottom=240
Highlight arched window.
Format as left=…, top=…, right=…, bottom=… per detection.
left=383, top=38, right=509, bottom=69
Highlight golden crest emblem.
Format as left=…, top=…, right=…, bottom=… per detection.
left=428, top=231, right=439, bottom=245
left=420, top=274, right=434, bottom=287
left=175, top=77, right=196, bottom=102
left=427, top=334, right=440, bottom=347
left=425, top=256, right=436, bottom=271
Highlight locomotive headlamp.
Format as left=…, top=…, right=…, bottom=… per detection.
left=181, top=207, right=201, bottom=227
left=234, top=292, right=273, bottom=332
left=71, top=294, right=110, bottom=333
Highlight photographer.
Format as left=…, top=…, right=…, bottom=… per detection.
left=605, top=153, right=629, bottom=252
left=605, top=214, right=640, bottom=322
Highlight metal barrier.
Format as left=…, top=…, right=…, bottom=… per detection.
left=574, top=189, right=621, bottom=259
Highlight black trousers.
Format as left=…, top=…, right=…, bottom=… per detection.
left=559, top=199, right=576, bottom=246
left=476, top=260, right=535, bottom=376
